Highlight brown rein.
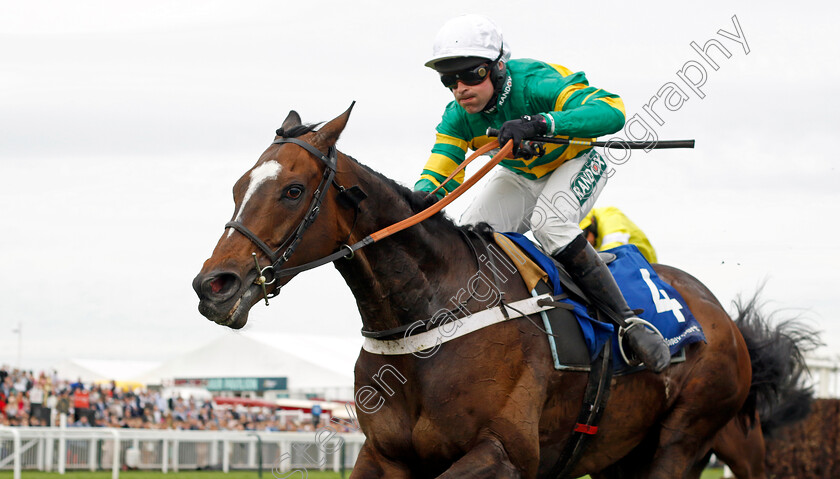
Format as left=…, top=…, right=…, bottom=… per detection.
left=421, top=140, right=500, bottom=202
left=268, top=139, right=513, bottom=283
left=370, top=139, right=511, bottom=242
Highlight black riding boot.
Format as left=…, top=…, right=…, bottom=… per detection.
left=554, top=235, right=670, bottom=373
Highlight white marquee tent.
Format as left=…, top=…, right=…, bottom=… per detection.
left=54, top=359, right=162, bottom=384
left=135, top=331, right=362, bottom=400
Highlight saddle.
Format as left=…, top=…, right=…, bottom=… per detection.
left=491, top=232, right=702, bottom=373
left=492, top=232, right=606, bottom=370
left=359, top=227, right=703, bottom=371
left=489, top=231, right=616, bottom=477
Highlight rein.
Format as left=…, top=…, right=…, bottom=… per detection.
left=225, top=134, right=514, bottom=305
left=367, top=140, right=512, bottom=242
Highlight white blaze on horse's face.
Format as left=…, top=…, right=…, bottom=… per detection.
left=226, top=160, right=283, bottom=238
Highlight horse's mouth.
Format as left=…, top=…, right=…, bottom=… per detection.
left=220, top=298, right=243, bottom=326
left=200, top=285, right=261, bottom=330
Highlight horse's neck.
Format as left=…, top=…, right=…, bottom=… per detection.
left=333, top=159, right=476, bottom=333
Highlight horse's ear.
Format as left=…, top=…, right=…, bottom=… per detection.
left=314, top=102, right=355, bottom=148
left=281, top=111, right=302, bottom=131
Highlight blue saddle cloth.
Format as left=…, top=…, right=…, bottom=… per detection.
left=500, top=233, right=706, bottom=368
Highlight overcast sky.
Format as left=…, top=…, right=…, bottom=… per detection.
left=2, top=0, right=839, bottom=373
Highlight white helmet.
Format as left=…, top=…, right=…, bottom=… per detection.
left=425, top=14, right=511, bottom=71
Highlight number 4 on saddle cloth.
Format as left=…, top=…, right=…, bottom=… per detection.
left=495, top=233, right=706, bottom=372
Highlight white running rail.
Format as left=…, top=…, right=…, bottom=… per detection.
left=0, top=426, right=366, bottom=477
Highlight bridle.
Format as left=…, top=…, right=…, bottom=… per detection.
left=224, top=136, right=366, bottom=304
left=224, top=133, right=512, bottom=306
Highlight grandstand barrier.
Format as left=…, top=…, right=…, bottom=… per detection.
left=0, top=426, right=367, bottom=477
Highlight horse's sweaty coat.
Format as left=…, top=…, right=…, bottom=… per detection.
left=193, top=106, right=810, bottom=479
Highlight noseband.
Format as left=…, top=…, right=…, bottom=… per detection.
left=224, top=137, right=365, bottom=304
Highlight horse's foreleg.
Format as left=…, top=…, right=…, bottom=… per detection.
left=349, top=441, right=411, bottom=479
left=436, top=436, right=525, bottom=479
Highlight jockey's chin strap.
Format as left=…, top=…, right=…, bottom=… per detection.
left=224, top=137, right=365, bottom=304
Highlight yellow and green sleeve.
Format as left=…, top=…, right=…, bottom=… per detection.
left=538, top=69, right=626, bottom=139
left=414, top=132, right=468, bottom=199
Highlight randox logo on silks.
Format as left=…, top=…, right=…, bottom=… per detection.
left=570, top=151, right=607, bottom=206
left=484, top=75, right=513, bottom=114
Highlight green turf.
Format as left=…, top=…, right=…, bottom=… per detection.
left=0, top=468, right=725, bottom=478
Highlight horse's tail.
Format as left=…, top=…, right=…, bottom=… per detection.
left=733, top=291, right=822, bottom=437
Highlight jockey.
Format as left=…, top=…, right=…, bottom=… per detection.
left=414, top=14, right=670, bottom=372
left=581, top=207, right=659, bottom=264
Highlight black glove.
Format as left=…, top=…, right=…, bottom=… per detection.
left=497, top=115, right=548, bottom=156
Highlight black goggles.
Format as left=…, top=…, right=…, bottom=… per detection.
left=439, top=64, right=490, bottom=89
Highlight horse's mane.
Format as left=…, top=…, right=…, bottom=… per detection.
left=276, top=122, right=484, bottom=238
left=345, top=154, right=473, bottom=236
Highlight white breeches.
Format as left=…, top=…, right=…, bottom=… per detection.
left=460, top=149, right=608, bottom=255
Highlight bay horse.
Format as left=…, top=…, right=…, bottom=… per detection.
left=193, top=105, right=802, bottom=478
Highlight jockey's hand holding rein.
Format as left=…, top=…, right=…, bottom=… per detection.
left=498, top=115, right=548, bottom=157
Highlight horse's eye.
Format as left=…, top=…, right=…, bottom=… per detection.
left=285, top=186, right=303, bottom=200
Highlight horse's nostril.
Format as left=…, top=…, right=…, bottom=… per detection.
left=210, top=277, right=227, bottom=294
left=200, top=272, right=241, bottom=300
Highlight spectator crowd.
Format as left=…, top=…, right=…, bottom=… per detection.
left=1, top=365, right=336, bottom=432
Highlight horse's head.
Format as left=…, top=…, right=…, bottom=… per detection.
left=193, top=105, right=355, bottom=329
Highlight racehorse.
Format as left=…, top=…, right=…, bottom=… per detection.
left=193, top=105, right=804, bottom=478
